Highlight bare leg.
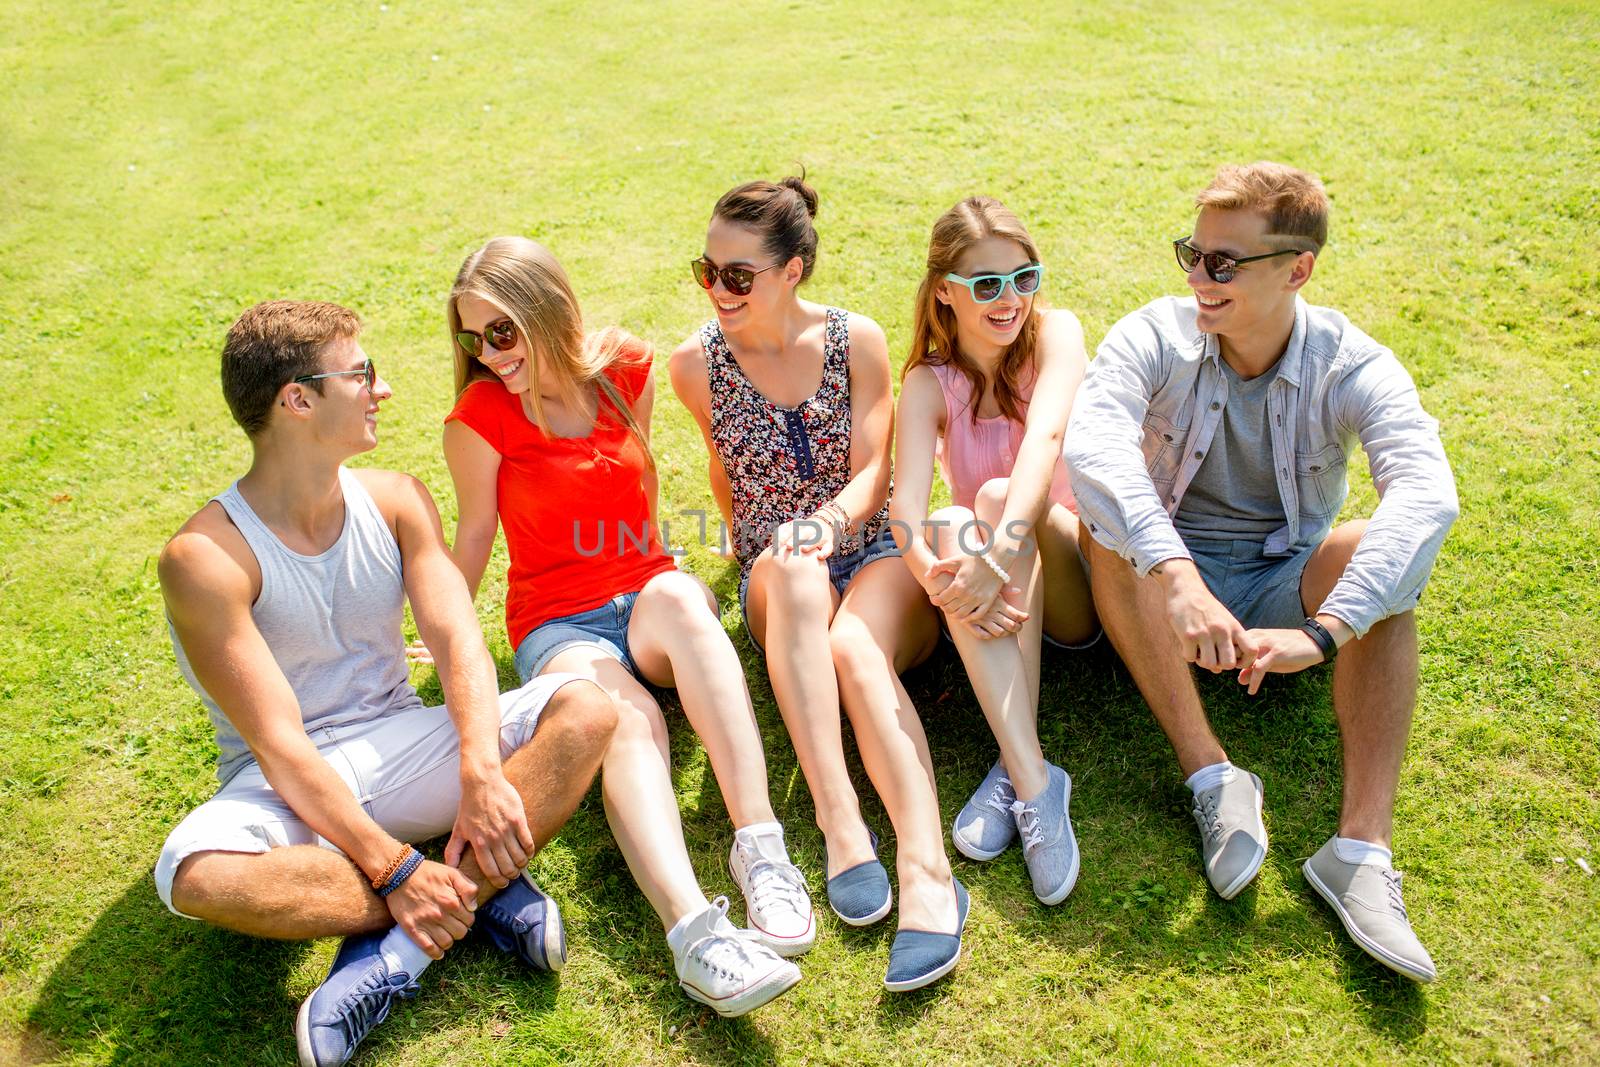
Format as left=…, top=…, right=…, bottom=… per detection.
left=928, top=503, right=1049, bottom=800
left=829, top=557, right=957, bottom=933
left=1300, top=520, right=1417, bottom=848
left=456, top=679, right=616, bottom=902
left=1082, top=529, right=1226, bottom=777
left=544, top=647, right=709, bottom=930
left=170, top=680, right=618, bottom=933
left=1035, top=502, right=1099, bottom=649
left=746, top=548, right=873, bottom=876
left=626, top=569, right=776, bottom=830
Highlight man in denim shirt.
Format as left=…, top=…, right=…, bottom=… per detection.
left=1064, top=163, right=1458, bottom=982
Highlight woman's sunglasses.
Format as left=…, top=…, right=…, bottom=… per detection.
left=455, top=318, right=519, bottom=356
left=691, top=257, right=780, bottom=297
left=1172, top=237, right=1305, bottom=284
left=943, top=264, right=1044, bottom=304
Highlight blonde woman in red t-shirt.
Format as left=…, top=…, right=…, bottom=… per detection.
left=436, top=236, right=808, bottom=1018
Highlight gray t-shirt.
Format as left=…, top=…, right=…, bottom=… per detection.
left=1173, top=359, right=1286, bottom=541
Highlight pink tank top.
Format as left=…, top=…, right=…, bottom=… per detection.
left=930, top=361, right=1076, bottom=514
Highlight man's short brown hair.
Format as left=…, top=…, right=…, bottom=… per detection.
left=1196, top=162, right=1329, bottom=254
left=221, top=300, right=361, bottom=437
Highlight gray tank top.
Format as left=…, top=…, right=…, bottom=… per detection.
left=170, top=466, right=424, bottom=785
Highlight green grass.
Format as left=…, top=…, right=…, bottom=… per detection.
left=2, top=0, right=1597, bottom=1063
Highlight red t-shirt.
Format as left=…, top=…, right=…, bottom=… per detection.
left=445, top=339, right=675, bottom=649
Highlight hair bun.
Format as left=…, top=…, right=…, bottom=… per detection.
left=780, top=174, right=819, bottom=219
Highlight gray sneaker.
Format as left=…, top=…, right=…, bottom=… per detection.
left=951, top=760, right=1017, bottom=861
left=1303, top=836, right=1437, bottom=983
left=1009, top=762, right=1079, bottom=905
left=1191, top=770, right=1267, bottom=900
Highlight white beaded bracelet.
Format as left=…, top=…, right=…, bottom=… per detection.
left=977, top=549, right=1011, bottom=585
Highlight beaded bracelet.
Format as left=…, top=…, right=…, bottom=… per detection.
left=977, top=549, right=1011, bottom=585
left=370, top=842, right=413, bottom=891
left=376, top=848, right=424, bottom=898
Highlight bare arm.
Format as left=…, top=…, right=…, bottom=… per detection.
left=990, top=309, right=1087, bottom=567
left=368, top=470, right=532, bottom=888
left=887, top=364, right=948, bottom=587
left=160, top=514, right=477, bottom=954
left=835, top=312, right=895, bottom=527
left=669, top=337, right=736, bottom=546
left=441, top=420, right=502, bottom=600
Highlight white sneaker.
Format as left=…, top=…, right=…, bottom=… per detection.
left=671, top=898, right=802, bottom=1017
left=729, top=827, right=816, bottom=957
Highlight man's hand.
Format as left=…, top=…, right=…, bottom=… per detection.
left=385, top=859, right=479, bottom=959
left=445, top=771, right=534, bottom=889
left=1236, top=627, right=1328, bottom=694
left=1156, top=559, right=1257, bottom=672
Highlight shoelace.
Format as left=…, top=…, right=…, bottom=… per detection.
left=745, top=857, right=810, bottom=917
left=1010, top=799, right=1044, bottom=856
left=336, top=969, right=419, bottom=1047
left=688, top=898, right=764, bottom=982
left=1192, top=795, right=1224, bottom=843
left=1382, top=869, right=1409, bottom=920
left=984, top=775, right=1016, bottom=817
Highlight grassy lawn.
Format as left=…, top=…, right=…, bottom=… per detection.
left=2, top=0, right=1597, bottom=1062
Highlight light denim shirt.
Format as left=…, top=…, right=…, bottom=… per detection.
left=1064, top=295, right=1459, bottom=637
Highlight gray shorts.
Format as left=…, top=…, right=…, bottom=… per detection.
left=1183, top=536, right=1315, bottom=630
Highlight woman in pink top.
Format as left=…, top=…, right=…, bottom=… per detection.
left=889, top=197, right=1098, bottom=907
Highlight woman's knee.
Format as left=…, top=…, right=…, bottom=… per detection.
left=750, top=545, right=831, bottom=605
left=925, top=505, right=976, bottom=555
left=975, top=477, right=1011, bottom=520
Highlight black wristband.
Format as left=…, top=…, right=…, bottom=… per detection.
left=1300, top=617, right=1337, bottom=663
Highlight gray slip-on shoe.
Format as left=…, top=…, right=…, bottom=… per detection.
left=1303, top=836, right=1437, bottom=983
left=1191, top=770, right=1267, bottom=899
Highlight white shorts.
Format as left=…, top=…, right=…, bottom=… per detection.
left=154, top=672, right=585, bottom=918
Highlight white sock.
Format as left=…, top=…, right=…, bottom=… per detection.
left=734, top=821, right=790, bottom=864
left=1333, top=836, right=1394, bottom=869
left=378, top=925, right=434, bottom=978
left=1185, top=760, right=1236, bottom=795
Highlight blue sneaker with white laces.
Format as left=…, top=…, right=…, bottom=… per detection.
left=476, top=871, right=567, bottom=971
left=295, top=932, right=420, bottom=1067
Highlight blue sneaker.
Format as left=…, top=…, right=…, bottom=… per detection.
left=476, top=871, right=567, bottom=971
left=295, top=932, right=420, bottom=1067
left=825, top=828, right=892, bottom=927
left=1010, top=762, right=1080, bottom=906
left=883, top=878, right=969, bottom=992
left=951, top=761, right=1017, bottom=861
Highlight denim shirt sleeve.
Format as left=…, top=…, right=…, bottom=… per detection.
left=1064, top=310, right=1192, bottom=576
left=1317, top=347, right=1460, bottom=637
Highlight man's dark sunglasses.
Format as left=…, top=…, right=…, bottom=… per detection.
left=691, top=257, right=780, bottom=297
left=293, top=357, right=377, bottom=391
left=1173, top=236, right=1306, bottom=284
left=455, top=318, right=519, bottom=356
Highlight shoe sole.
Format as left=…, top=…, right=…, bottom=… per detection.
left=1212, top=773, right=1268, bottom=901
left=950, top=822, right=1012, bottom=862
left=540, top=893, right=569, bottom=971
left=681, top=961, right=802, bottom=1018
left=1033, top=784, right=1080, bottom=906
left=1302, top=860, right=1436, bottom=983
left=829, top=890, right=892, bottom=927
left=293, top=992, right=317, bottom=1067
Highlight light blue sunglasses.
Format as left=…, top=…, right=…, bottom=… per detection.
left=943, top=263, right=1044, bottom=304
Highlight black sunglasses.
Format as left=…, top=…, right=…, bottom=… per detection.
left=455, top=318, right=519, bottom=356
left=293, top=357, right=377, bottom=392
left=1173, top=236, right=1306, bottom=284
left=691, top=257, right=780, bottom=297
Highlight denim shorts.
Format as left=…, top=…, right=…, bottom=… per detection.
left=515, top=591, right=642, bottom=683
left=1184, top=536, right=1316, bottom=630
left=738, top=527, right=904, bottom=652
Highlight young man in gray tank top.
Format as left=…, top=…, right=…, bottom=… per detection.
left=1064, top=164, right=1459, bottom=983
left=154, top=301, right=618, bottom=1067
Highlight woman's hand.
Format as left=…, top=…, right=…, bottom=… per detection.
left=773, top=515, right=837, bottom=561
left=405, top=640, right=435, bottom=666
left=925, top=551, right=1004, bottom=622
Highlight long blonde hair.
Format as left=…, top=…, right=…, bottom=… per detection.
left=905, top=197, right=1043, bottom=426
left=448, top=237, right=650, bottom=459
